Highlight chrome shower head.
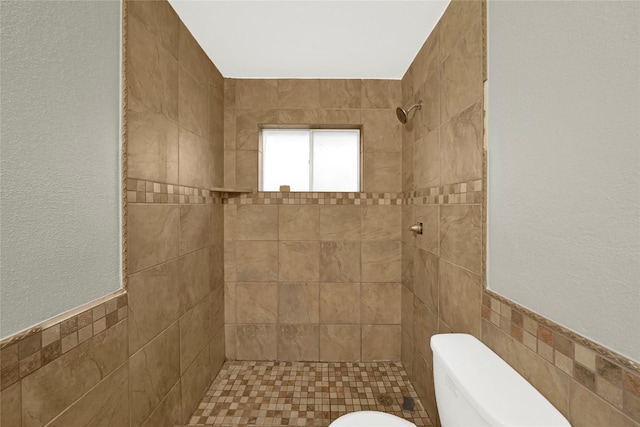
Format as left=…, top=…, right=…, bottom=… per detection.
left=395, top=101, right=423, bottom=124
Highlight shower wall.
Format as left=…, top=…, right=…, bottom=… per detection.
left=0, top=1, right=225, bottom=426
left=400, top=0, right=484, bottom=422
left=223, top=79, right=404, bottom=361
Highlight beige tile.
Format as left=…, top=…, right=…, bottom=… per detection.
left=47, top=364, right=129, bottom=427
left=278, top=79, right=320, bottom=109
left=1, top=381, right=21, bottom=427
left=180, top=345, right=211, bottom=424
left=130, top=323, right=180, bottom=427
left=413, top=130, right=440, bottom=189
left=140, top=381, right=181, bottom=427
left=361, top=206, right=401, bottom=241
left=128, top=96, right=179, bottom=183
left=440, top=21, right=483, bottom=124
left=178, top=22, right=208, bottom=85
left=236, top=283, right=278, bottom=324
left=277, top=108, right=319, bottom=124
left=320, top=325, right=361, bottom=362
left=401, top=285, right=415, bottom=340
left=179, top=129, right=211, bottom=188
left=416, top=72, right=440, bottom=136
left=235, top=241, right=278, bottom=282
left=278, top=324, right=320, bottom=361
left=224, top=282, right=236, bottom=324
left=236, top=79, right=278, bottom=109
left=279, top=283, right=319, bottom=324
left=236, top=109, right=278, bottom=150
left=316, top=109, right=362, bottom=125
left=319, top=283, right=360, bottom=324
left=224, top=78, right=236, bottom=108
left=363, top=151, right=401, bottom=192
left=209, top=286, right=225, bottom=335
left=569, top=379, right=637, bottom=427
left=413, top=299, right=438, bottom=362
left=319, top=79, right=361, bottom=108
left=179, top=204, right=211, bottom=255
left=361, top=80, right=401, bottom=109
left=21, top=321, right=127, bottom=427
left=412, top=249, right=438, bottom=312
left=361, top=283, right=401, bottom=324
left=597, top=376, right=624, bottom=409
left=414, top=205, right=439, bottom=255
left=279, top=241, right=320, bottom=282
left=224, top=241, right=236, bottom=282
left=127, top=14, right=178, bottom=120
left=361, top=109, right=402, bottom=153
left=224, top=108, right=236, bottom=149
left=210, top=327, right=226, bottom=379
left=224, top=324, right=237, bottom=360
left=412, top=30, right=439, bottom=94
left=361, top=241, right=401, bottom=282
left=235, top=150, right=258, bottom=190
left=179, top=67, right=208, bottom=139
left=402, top=131, right=414, bottom=191
left=439, top=260, right=481, bottom=337
left=440, top=101, right=483, bottom=185
left=236, top=205, right=278, bottom=240
left=401, top=242, right=414, bottom=292
left=179, top=248, right=210, bottom=314
left=128, top=204, right=179, bottom=273
left=574, top=343, right=596, bottom=372
left=319, top=241, right=361, bottom=283
left=362, top=325, right=401, bottom=361
left=128, top=0, right=179, bottom=58
left=319, top=206, right=361, bottom=241
left=439, top=0, right=482, bottom=62
left=179, top=298, right=210, bottom=375
left=224, top=150, right=236, bottom=188
left=279, top=205, right=319, bottom=240
left=236, top=325, right=277, bottom=360
left=440, top=204, right=482, bottom=273
left=402, top=66, right=413, bottom=104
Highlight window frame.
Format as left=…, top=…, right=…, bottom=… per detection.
left=259, top=126, right=363, bottom=192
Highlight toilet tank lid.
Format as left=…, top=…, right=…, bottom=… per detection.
left=431, top=334, right=571, bottom=427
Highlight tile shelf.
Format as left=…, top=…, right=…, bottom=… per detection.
left=210, top=187, right=253, bottom=193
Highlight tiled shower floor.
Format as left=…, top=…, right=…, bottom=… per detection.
left=186, top=361, right=432, bottom=427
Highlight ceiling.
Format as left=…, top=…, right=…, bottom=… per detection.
left=168, top=1, right=450, bottom=79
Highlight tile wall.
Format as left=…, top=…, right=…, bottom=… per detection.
left=1, top=1, right=225, bottom=426
left=401, top=1, right=640, bottom=427
left=223, top=79, right=405, bottom=362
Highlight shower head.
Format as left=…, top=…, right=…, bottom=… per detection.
left=395, top=101, right=423, bottom=124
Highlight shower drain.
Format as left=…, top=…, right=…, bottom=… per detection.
left=377, top=393, right=394, bottom=407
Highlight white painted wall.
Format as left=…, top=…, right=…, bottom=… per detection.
left=0, top=1, right=122, bottom=338
left=487, top=1, right=640, bottom=362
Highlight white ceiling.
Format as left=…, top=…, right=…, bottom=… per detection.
left=168, top=1, right=450, bottom=79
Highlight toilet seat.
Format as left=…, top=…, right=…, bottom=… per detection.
left=328, top=411, right=416, bottom=427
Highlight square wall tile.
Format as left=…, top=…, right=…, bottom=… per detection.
left=236, top=205, right=278, bottom=240
left=319, top=283, right=360, bottom=324
left=320, top=325, right=361, bottom=362
left=362, top=325, right=401, bottom=361
left=236, top=283, right=278, bottom=324
left=235, top=241, right=278, bottom=282
left=279, top=283, right=319, bottom=324
left=279, top=241, right=320, bottom=283
left=361, top=283, right=401, bottom=324
left=277, top=324, right=320, bottom=361
left=361, top=241, right=401, bottom=282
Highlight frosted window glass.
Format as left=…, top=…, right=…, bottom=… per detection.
left=262, top=130, right=310, bottom=191
left=311, top=130, right=359, bottom=191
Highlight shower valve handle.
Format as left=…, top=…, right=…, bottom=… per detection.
left=409, top=222, right=423, bottom=235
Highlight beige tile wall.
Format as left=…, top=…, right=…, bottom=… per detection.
left=223, top=79, right=404, bottom=361
left=401, top=2, right=640, bottom=427
left=0, top=2, right=225, bottom=426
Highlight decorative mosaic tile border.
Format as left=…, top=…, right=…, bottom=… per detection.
left=406, top=179, right=483, bottom=205
left=225, top=191, right=404, bottom=205
left=0, top=293, right=128, bottom=391
left=126, top=179, right=225, bottom=204
left=483, top=290, right=640, bottom=422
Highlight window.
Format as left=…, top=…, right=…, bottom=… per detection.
left=261, top=129, right=360, bottom=192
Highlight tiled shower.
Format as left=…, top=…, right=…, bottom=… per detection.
left=1, top=1, right=639, bottom=427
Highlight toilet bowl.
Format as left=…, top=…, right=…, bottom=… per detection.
left=328, top=411, right=416, bottom=427
left=431, top=334, right=571, bottom=426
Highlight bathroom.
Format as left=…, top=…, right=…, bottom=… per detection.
left=1, top=0, right=639, bottom=426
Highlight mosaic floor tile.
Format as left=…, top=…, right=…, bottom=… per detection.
left=186, top=361, right=432, bottom=427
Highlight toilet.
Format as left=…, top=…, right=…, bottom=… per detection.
left=329, top=410, right=416, bottom=427
left=431, top=334, right=571, bottom=426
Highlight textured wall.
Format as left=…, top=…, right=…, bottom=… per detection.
left=0, top=0, right=121, bottom=338
left=487, top=0, right=640, bottom=364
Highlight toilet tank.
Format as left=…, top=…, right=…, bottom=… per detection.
left=431, top=334, right=571, bottom=427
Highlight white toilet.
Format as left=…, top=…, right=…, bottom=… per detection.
left=329, top=410, right=416, bottom=427
left=431, top=334, right=571, bottom=426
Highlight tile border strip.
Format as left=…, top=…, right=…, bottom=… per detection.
left=0, top=292, right=128, bottom=391
left=483, top=289, right=640, bottom=421
left=121, top=0, right=129, bottom=290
